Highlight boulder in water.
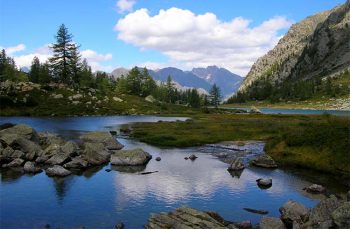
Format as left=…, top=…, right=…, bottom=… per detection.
left=45, top=165, right=72, bottom=177
left=227, top=158, right=245, bottom=171
left=110, top=148, right=152, bottom=166
left=251, top=154, right=277, bottom=168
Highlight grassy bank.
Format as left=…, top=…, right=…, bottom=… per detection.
left=0, top=87, right=197, bottom=116
left=130, top=113, right=350, bottom=176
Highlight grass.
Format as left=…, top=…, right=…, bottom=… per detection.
left=0, top=87, right=197, bottom=116
left=130, top=113, right=350, bottom=176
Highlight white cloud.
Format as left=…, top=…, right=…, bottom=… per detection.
left=6, top=44, right=113, bottom=72
left=0, top=44, right=26, bottom=55
left=116, top=0, right=136, bottom=14
left=115, top=8, right=293, bottom=76
left=81, top=49, right=113, bottom=62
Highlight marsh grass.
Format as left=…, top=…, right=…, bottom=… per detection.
left=131, top=113, right=350, bottom=176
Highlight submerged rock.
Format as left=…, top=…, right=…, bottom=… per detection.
left=45, top=165, right=72, bottom=177
left=155, top=157, right=161, bottom=161
left=227, top=158, right=245, bottom=171
left=145, top=207, right=238, bottom=229
left=80, top=131, right=124, bottom=150
left=243, top=208, right=268, bottom=215
left=259, top=217, right=285, bottom=229
left=251, top=154, right=277, bottom=168
left=110, top=148, right=152, bottom=166
left=189, top=154, right=198, bottom=160
left=279, top=200, right=309, bottom=226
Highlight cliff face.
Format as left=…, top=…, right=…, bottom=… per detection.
left=290, top=1, right=350, bottom=80
left=239, top=1, right=350, bottom=92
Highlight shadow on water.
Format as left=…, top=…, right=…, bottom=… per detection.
left=110, top=165, right=146, bottom=173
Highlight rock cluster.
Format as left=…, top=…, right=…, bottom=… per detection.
left=145, top=195, right=350, bottom=229
left=0, top=124, right=128, bottom=177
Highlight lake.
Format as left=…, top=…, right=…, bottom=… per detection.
left=222, top=107, right=350, bottom=116
left=0, top=116, right=348, bottom=228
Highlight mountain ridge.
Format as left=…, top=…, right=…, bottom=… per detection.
left=111, top=66, right=243, bottom=97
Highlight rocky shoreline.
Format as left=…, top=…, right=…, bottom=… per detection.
left=0, top=123, right=152, bottom=176
left=145, top=193, right=350, bottom=228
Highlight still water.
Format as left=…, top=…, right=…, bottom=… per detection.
left=222, top=107, right=350, bottom=116
left=0, top=116, right=348, bottom=228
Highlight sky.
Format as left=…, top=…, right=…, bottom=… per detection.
left=0, top=0, right=346, bottom=76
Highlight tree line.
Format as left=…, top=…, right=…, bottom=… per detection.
left=227, top=73, right=349, bottom=103
left=0, top=24, right=223, bottom=108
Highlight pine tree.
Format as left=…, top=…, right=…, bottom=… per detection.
left=69, top=43, right=82, bottom=85
left=49, top=24, right=77, bottom=83
left=29, top=56, right=40, bottom=83
left=209, top=84, right=221, bottom=108
left=38, top=62, right=51, bottom=84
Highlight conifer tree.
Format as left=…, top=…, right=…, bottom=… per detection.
left=29, top=56, right=40, bottom=83
left=209, top=84, right=221, bottom=108
left=49, top=24, right=77, bottom=83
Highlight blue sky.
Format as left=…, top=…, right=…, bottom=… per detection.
left=0, top=0, right=345, bottom=75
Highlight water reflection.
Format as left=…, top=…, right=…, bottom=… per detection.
left=1, top=116, right=348, bottom=228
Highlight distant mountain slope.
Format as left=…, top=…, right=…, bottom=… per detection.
left=149, top=67, right=212, bottom=92
left=239, top=8, right=333, bottom=92
left=110, top=68, right=129, bottom=79
left=192, top=66, right=243, bottom=98
left=111, top=66, right=242, bottom=97
left=235, top=0, right=350, bottom=102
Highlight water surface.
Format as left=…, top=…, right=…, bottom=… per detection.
left=0, top=116, right=347, bottom=228
left=222, top=107, right=350, bottom=116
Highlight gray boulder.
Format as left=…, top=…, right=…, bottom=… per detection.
left=0, top=147, right=24, bottom=159
left=64, top=157, right=88, bottom=169
left=0, top=133, right=19, bottom=146
left=81, top=142, right=110, bottom=165
left=14, top=137, right=43, bottom=160
left=304, top=184, right=326, bottom=194
left=308, top=195, right=344, bottom=228
left=45, top=165, right=72, bottom=177
left=259, top=217, right=286, bottom=229
left=3, top=158, right=24, bottom=167
left=110, top=148, right=152, bottom=166
left=251, top=154, right=277, bottom=168
left=80, top=131, right=124, bottom=150
left=146, top=207, right=237, bottom=229
left=332, top=202, right=350, bottom=229
left=35, top=155, right=50, bottom=163
left=45, top=153, right=70, bottom=165
left=0, top=124, right=39, bottom=142
left=38, top=132, right=65, bottom=147
left=228, top=158, right=245, bottom=171
left=61, top=141, right=79, bottom=156
left=279, top=200, right=309, bottom=226
left=23, top=161, right=42, bottom=173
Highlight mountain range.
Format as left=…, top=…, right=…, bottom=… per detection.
left=238, top=0, right=350, bottom=95
left=111, top=66, right=243, bottom=98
